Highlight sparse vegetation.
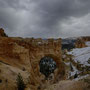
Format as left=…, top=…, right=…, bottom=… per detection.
left=74, top=72, right=78, bottom=79
left=16, top=73, right=26, bottom=90
left=87, top=58, right=90, bottom=64
left=0, top=79, right=2, bottom=83
left=70, top=62, right=73, bottom=71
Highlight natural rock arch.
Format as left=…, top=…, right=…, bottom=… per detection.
left=39, top=56, right=57, bottom=78
left=32, top=54, right=65, bottom=81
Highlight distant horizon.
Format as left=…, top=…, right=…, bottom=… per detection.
left=2, top=27, right=90, bottom=39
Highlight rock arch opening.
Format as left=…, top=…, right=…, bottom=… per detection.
left=39, top=56, right=57, bottom=78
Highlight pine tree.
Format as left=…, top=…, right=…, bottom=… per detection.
left=70, top=63, right=73, bottom=71
left=16, top=73, right=26, bottom=90
left=74, top=72, right=78, bottom=79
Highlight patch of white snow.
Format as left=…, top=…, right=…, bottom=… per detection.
left=86, top=41, right=90, bottom=47
left=68, top=47, right=90, bottom=66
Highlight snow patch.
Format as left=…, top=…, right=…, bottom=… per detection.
left=86, top=41, right=90, bottom=47
left=65, top=62, right=80, bottom=78
left=68, top=47, right=90, bottom=66
left=73, top=74, right=89, bottom=81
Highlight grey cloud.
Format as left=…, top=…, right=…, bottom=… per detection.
left=0, top=0, right=90, bottom=38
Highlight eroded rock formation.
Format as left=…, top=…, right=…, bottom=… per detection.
left=0, top=28, right=8, bottom=37
left=82, top=36, right=90, bottom=41
left=0, top=28, right=65, bottom=90
left=75, top=36, right=90, bottom=48
left=75, top=38, right=86, bottom=48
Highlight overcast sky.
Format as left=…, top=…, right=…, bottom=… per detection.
left=0, top=0, right=90, bottom=38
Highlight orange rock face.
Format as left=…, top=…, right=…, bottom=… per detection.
left=75, top=36, right=90, bottom=48
left=0, top=28, right=8, bottom=37
left=0, top=29, right=65, bottom=89
left=82, top=36, right=90, bottom=41
left=75, top=38, right=86, bottom=48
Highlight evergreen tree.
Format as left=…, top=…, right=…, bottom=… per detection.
left=70, top=63, right=73, bottom=71
left=74, top=72, right=78, bottom=79
left=16, top=73, right=26, bottom=90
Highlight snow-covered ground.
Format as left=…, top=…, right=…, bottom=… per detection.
left=73, top=74, right=89, bottom=81
left=66, top=42, right=90, bottom=80
left=68, top=47, right=90, bottom=66
left=70, top=64, right=80, bottom=76
left=64, top=62, right=80, bottom=78
left=86, top=41, right=90, bottom=47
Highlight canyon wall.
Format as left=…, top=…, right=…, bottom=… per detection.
left=0, top=29, right=65, bottom=89
left=75, top=38, right=86, bottom=48
left=75, top=36, right=90, bottom=48
left=0, top=28, right=8, bottom=37
left=82, top=36, right=90, bottom=41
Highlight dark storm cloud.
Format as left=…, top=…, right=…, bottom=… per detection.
left=0, top=0, right=90, bottom=38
